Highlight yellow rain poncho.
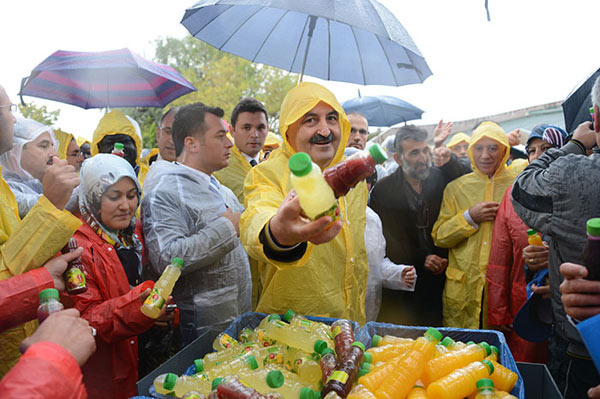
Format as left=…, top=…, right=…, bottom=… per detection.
left=447, top=132, right=471, bottom=149
left=141, top=148, right=159, bottom=167
left=0, top=172, right=80, bottom=376
left=240, top=82, right=369, bottom=324
left=432, top=122, right=526, bottom=329
left=214, top=146, right=253, bottom=204
left=92, top=110, right=150, bottom=186
left=76, top=136, right=90, bottom=148
left=53, top=128, right=76, bottom=160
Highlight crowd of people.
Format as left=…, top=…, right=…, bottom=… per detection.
left=0, top=77, right=599, bottom=399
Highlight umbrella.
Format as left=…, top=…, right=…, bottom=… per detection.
left=341, top=94, right=423, bottom=126
left=562, top=68, right=600, bottom=133
left=19, top=48, right=197, bottom=109
left=181, top=0, right=432, bottom=87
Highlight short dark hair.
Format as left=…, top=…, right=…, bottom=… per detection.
left=230, top=97, right=268, bottom=128
left=159, top=107, right=180, bottom=127
left=172, top=103, right=225, bottom=157
left=394, top=125, right=429, bottom=153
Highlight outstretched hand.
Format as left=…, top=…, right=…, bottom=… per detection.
left=433, top=119, right=453, bottom=148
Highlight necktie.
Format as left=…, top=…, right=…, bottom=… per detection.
left=249, top=159, right=257, bottom=167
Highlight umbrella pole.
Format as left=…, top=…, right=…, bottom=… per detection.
left=299, top=16, right=317, bottom=83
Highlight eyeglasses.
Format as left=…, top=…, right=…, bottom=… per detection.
left=159, top=127, right=172, bottom=136
left=0, top=103, right=17, bottom=112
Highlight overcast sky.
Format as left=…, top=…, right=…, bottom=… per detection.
left=2, top=0, right=600, bottom=140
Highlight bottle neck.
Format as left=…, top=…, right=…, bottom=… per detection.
left=588, top=234, right=600, bottom=241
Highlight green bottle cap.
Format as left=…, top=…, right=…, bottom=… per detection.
left=266, top=370, right=284, bottom=388
left=412, top=385, right=425, bottom=390
left=372, top=334, right=382, bottom=347
left=245, top=354, right=259, bottom=370
left=587, top=218, right=600, bottom=236
left=268, top=313, right=281, bottom=322
left=361, top=362, right=371, bottom=372
left=321, top=348, right=335, bottom=356
left=363, top=352, right=373, bottom=363
left=466, top=341, right=475, bottom=345
left=114, top=142, right=124, bottom=151
left=284, top=309, right=296, bottom=322
left=368, top=143, right=388, bottom=164
left=482, top=359, right=495, bottom=375
left=171, top=257, right=184, bottom=268
left=490, top=345, right=500, bottom=356
left=211, top=377, right=224, bottom=390
left=193, top=358, right=203, bottom=373
left=425, top=327, right=443, bottom=343
left=351, top=341, right=366, bottom=352
left=441, top=336, right=455, bottom=348
left=163, top=373, right=177, bottom=390
left=526, top=229, right=537, bottom=236
left=476, top=378, right=495, bottom=390
left=478, top=342, right=492, bottom=356
left=358, top=367, right=369, bottom=378
left=289, top=152, right=313, bottom=177
left=39, top=288, right=59, bottom=302
left=299, top=387, right=314, bottom=399
left=314, top=339, right=328, bottom=354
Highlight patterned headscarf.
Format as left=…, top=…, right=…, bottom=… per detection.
left=526, top=124, right=568, bottom=151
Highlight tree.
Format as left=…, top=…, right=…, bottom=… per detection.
left=120, top=107, right=162, bottom=149
left=18, top=102, right=60, bottom=126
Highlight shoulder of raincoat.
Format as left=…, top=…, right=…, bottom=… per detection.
left=137, top=161, right=150, bottom=188
left=447, top=132, right=470, bottom=148
left=239, top=82, right=368, bottom=324
left=432, top=121, right=523, bottom=329
left=0, top=341, right=87, bottom=399
left=91, top=110, right=143, bottom=168
left=70, top=219, right=153, bottom=399
left=511, top=141, right=597, bottom=357
left=54, top=129, right=75, bottom=160
left=2, top=171, right=42, bottom=218
left=214, top=145, right=252, bottom=204
left=141, top=160, right=251, bottom=343
left=140, top=148, right=159, bottom=166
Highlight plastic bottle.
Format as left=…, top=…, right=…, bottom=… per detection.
left=323, top=144, right=388, bottom=198
left=426, top=360, right=495, bottom=399
left=496, top=391, right=517, bottom=399
left=440, top=337, right=466, bottom=352
left=485, top=346, right=499, bottom=362
left=182, top=392, right=207, bottom=399
left=205, top=353, right=261, bottom=380
left=320, top=348, right=337, bottom=385
left=37, top=288, right=64, bottom=323
left=366, top=340, right=414, bottom=363
left=199, top=342, right=257, bottom=371
left=239, top=368, right=315, bottom=399
left=331, top=319, right=354, bottom=359
left=347, top=384, right=377, bottom=399
left=173, top=374, right=212, bottom=397
left=141, top=257, right=184, bottom=318
left=374, top=328, right=442, bottom=399
left=488, top=360, right=518, bottom=393
left=321, top=341, right=365, bottom=398
left=583, top=218, right=600, bottom=281
left=474, top=378, right=499, bottom=398
left=216, top=376, right=276, bottom=399
left=407, top=385, right=429, bottom=399
left=526, top=229, right=543, bottom=247
left=289, top=152, right=338, bottom=220
left=61, top=238, right=87, bottom=294
left=262, top=317, right=329, bottom=355
left=213, top=332, right=239, bottom=351
left=371, top=334, right=414, bottom=348
left=111, top=142, right=125, bottom=157
left=284, top=309, right=331, bottom=339
left=153, top=373, right=177, bottom=396
left=421, top=342, right=491, bottom=386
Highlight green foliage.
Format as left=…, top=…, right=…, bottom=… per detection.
left=18, top=102, right=60, bottom=126
left=120, top=107, right=162, bottom=149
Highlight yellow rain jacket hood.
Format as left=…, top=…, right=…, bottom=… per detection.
left=240, top=82, right=368, bottom=323
left=447, top=132, right=471, bottom=149
left=432, top=121, right=526, bottom=329
left=53, top=128, right=75, bottom=160
left=76, top=136, right=90, bottom=148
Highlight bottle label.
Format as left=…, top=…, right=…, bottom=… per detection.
left=332, top=325, right=341, bottom=338
left=65, top=267, right=86, bottom=292
left=314, top=203, right=338, bottom=221
left=264, top=348, right=284, bottom=365
left=328, top=370, right=349, bottom=384
left=218, top=333, right=236, bottom=349
left=143, top=288, right=166, bottom=309
left=299, top=319, right=313, bottom=332
left=182, top=394, right=203, bottom=399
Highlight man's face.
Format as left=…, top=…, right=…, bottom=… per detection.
left=394, top=138, right=432, bottom=181
left=66, top=138, right=83, bottom=171
left=0, top=86, right=16, bottom=154
left=472, top=136, right=505, bottom=177
left=232, top=111, right=269, bottom=158
left=287, top=102, right=341, bottom=170
left=450, top=141, right=469, bottom=159
left=97, top=134, right=137, bottom=169
left=80, top=142, right=91, bottom=159
left=347, top=114, right=368, bottom=150
left=156, top=111, right=176, bottom=162
left=196, top=113, right=233, bottom=174
left=21, top=132, right=58, bottom=181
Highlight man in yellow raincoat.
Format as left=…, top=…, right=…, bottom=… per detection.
left=0, top=85, right=81, bottom=375
left=76, top=136, right=91, bottom=160
left=54, top=129, right=83, bottom=171
left=92, top=110, right=150, bottom=186
left=240, top=82, right=369, bottom=324
left=432, top=121, right=526, bottom=329
left=446, top=132, right=471, bottom=160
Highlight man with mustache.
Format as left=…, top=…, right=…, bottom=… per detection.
left=240, top=82, right=369, bottom=323
left=214, top=98, right=269, bottom=204
left=369, top=124, right=468, bottom=326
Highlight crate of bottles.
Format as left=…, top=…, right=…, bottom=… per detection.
left=355, top=321, right=525, bottom=399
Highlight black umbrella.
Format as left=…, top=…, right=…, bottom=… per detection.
left=562, top=68, right=600, bottom=133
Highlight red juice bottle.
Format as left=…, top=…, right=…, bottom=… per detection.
left=331, top=319, right=355, bottom=360
left=583, top=218, right=600, bottom=281
left=61, top=238, right=87, bottom=294
left=320, top=348, right=337, bottom=384
left=37, top=288, right=64, bottom=323
left=321, top=342, right=365, bottom=398
left=323, top=144, right=387, bottom=197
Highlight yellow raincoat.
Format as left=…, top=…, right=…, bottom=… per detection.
left=92, top=110, right=150, bottom=186
left=76, top=136, right=90, bottom=148
left=432, top=122, right=526, bottom=329
left=0, top=170, right=81, bottom=376
left=53, top=129, right=76, bottom=160
left=214, top=146, right=252, bottom=204
left=240, top=82, right=369, bottom=324
left=447, top=132, right=471, bottom=149
left=141, top=148, right=159, bottom=167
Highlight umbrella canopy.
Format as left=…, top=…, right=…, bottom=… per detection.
left=562, top=68, right=600, bottom=133
left=342, top=95, right=423, bottom=126
left=19, top=48, right=197, bottom=109
left=181, top=0, right=432, bottom=87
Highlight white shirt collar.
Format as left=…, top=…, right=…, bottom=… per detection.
left=239, top=150, right=260, bottom=164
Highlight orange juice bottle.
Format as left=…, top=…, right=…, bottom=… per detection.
left=527, top=229, right=543, bottom=246
left=371, top=334, right=414, bottom=347
left=489, top=360, right=518, bottom=392
left=358, top=355, right=403, bottom=393
left=440, top=337, right=467, bottom=351
left=485, top=346, right=499, bottom=362
left=422, top=342, right=491, bottom=386
left=427, top=360, right=495, bottom=399
left=407, top=385, right=429, bottom=399
left=366, top=341, right=413, bottom=363
left=374, top=327, right=443, bottom=399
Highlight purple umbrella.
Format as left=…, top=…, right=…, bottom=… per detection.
left=19, top=48, right=196, bottom=109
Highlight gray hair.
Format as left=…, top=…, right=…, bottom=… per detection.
left=394, top=125, right=429, bottom=154
left=592, top=76, right=600, bottom=109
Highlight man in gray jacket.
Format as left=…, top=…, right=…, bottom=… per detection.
left=142, top=103, right=251, bottom=346
left=511, top=76, right=600, bottom=398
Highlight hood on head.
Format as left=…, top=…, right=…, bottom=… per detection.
left=278, top=82, right=350, bottom=167
left=447, top=132, right=471, bottom=148
left=468, top=121, right=510, bottom=177
left=92, top=110, right=142, bottom=165
left=76, top=136, right=90, bottom=147
left=54, top=128, right=75, bottom=160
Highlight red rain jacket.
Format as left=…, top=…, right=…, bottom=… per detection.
left=0, top=341, right=87, bottom=398
left=69, top=219, right=154, bottom=399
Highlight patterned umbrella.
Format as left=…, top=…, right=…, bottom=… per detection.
left=19, top=48, right=196, bottom=109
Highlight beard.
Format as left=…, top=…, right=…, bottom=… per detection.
left=401, top=156, right=432, bottom=181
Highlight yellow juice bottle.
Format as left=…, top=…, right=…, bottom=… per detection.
left=371, top=334, right=414, bottom=347
left=366, top=341, right=413, bottom=363
left=527, top=229, right=543, bottom=246
left=422, top=342, right=491, bottom=386
left=407, top=385, right=430, bottom=399
left=427, top=360, right=495, bottom=399
left=173, top=374, right=212, bottom=397
left=289, top=152, right=338, bottom=220
left=440, top=337, right=467, bottom=351
left=485, top=346, right=499, bottom=362
left=262, top=317, right=329, bottom=355
left=489, top=360, right=518, bottom=393
left=141, top=257, right=183, bottom=319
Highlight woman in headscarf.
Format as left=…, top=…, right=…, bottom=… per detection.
left=486, top=124, right=567, bottom=363
left=69, top=153, right=159, bottom=399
